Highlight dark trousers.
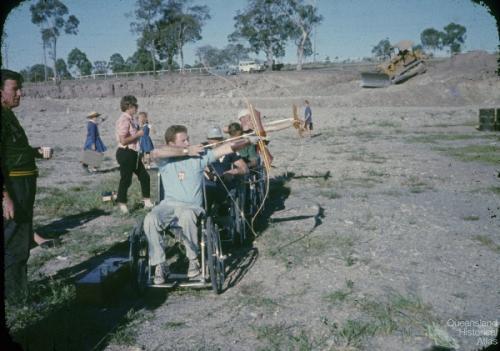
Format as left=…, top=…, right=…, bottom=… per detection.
left=116, top=148, right=150, bottom=203
left=3, top=176, right=36, bottom=302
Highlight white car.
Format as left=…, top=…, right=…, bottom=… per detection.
left=239, top=60, right=265, bottom=73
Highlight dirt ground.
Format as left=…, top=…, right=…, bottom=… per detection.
left=10, top=51, right=500, bottom=350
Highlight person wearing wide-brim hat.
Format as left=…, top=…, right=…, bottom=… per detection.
left=82, top=111, right=107, bottom=171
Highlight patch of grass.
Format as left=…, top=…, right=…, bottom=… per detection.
left=426, top=322, right=459, bottom=349
left=377, top=121, right=402, bottom=128
left=323, top=280, right=354, bottom=305
left=5, top=278, right=76, bottom=333
left=163, top=321, right=187, bottom=329
left=403, top=175, right=433, bottom=194
left=488, top=186, right=500, bottom=195
left=356, top=293, right=436, bottom=337
left=366, top=169, right=387, bottom=177
left=380, top=190, right=403, bottom=197
left=462, top=215, right=480, bottom=221
left=473, top=235, right=500, bottom=253
left=352, top=130, right=379, bottom=141
left=349, top=152, right=387, bottom=164
left=318, top=189, right=342, bottom=199
left=407, top=133, right=484, bottom=144
left=341, top=177, right=382, bottom=189
left=109, top=309, right=151, bottom=346
left=336, top=319, right=378, bottom=348
left=433, top=144, right=500, bottom=165
left=254, top=324, right=315, bottom=351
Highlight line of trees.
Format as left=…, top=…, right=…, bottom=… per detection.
left=21, top=0, right=324, bottom=81
left=371, top=22, right=467, bottom=60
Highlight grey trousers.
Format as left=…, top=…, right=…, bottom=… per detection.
left=143, top=202, right=202, bottom=266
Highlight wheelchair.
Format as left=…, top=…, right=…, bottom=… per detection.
left=246, top=157, right=267, bottom=218
left=203, top=167, right=247, bottom=248
left=128, top=170, right=225, bottom=294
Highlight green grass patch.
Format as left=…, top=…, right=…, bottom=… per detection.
left=473, top=235, right=500, bottom=253
left=349, top=151, right=387, bottom=164
left=433, top=144, right=500, bottom=165
left=163, top=321, right=187, bottom=329
left=489, top=186, right=500, bottom=194
left=323, top=280, right=354, bottom=305
left=407, top=133, right=485, bottom=144
left=318, top=189, right=342, bottom=199
left=5, top=278, right=76, bottom=334
left=356, top=293, right=436, bottom=337
left=462, top=215, right=480, bottom=221
left=341, top=177, right=382, bottom=189
left=109, top=309, right=151, bottom=346
left=403, top=175, right=434, bottom=194
left=377, top=121, right=402, bottom=128
left=254, top=324, right=315, bottom=351
left=262, top=225, right=356, bottom=267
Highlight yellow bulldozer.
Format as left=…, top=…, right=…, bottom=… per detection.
left=361, top=40, right=426, bottom=88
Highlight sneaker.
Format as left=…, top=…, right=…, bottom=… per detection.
left=143, top=198, right=154, bottom=209
left=187, top=260, right=201, bottom=278
left=154, top=263, right=169, bottom=285
left=118, top=203, right=129, bottom=214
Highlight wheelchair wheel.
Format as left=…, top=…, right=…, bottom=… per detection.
left=236, top=189, right=247, bottom=244
left=228, top=199, right=239, bottom=246
left=205, top=217, right=224, bottom=294
left=256, top=167, right=267, bottom=212
left=248, top=181, right=258, bottom=217
left=136, top=257, right=148, bottom=294
left=129, top=219, right=149, bottom=294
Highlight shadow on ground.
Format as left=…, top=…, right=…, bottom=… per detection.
left=35, top=209, right=109, bottom=238
left=10, top=173, right=295, bottom=350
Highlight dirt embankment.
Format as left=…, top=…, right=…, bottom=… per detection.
left=22, top=51, right=499, bottom=109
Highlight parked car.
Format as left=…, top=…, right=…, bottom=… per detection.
left=239, top=60, right=265, bottom=73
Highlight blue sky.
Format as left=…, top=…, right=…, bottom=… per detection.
left=2, top=0, right=498, bottom=72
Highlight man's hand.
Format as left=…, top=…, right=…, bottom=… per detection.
left=247, top=135, right=269, bottom=144
left=136, top=129, right=145, bottom=138
left=2, top=192, right=14, bottom=220
left=188, top=144, right=204, bottom=156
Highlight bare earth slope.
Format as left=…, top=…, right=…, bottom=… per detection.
left=16, top=51, right=500, bottom=351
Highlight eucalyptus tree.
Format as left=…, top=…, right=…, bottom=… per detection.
left=442, top=23, right=467, bottom=54
left=372, top=38, right=392, bottom=60
left=55, top=58, right=71, bottom=79
left=156, top=0, right=210, bottom=71
left=131, top=0, right=164, bottom=74
left=67, top=48, right=92, bottom=76
left=30, top=0, right=79, bottom=82
left=281, top=0, right=322, bottom=70
left=420, top=28, right=444, bottom=55
left=108, top=53, right=128, bottom=73
left=230, top=0, right=289, bottom=70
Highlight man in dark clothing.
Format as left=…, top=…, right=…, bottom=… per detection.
left=1, top=69, right=50, bottom=302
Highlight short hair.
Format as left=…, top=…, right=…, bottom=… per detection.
left=1, top=69, right=23, bottom=89
left=228, top=122, right=242, bottom=136
left=120, top=95, right=138, bottom=112
left=304, top=100, right=309, bottom=104
left=164, top=125, right=187, bottom=144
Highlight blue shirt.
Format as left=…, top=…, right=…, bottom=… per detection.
left=304, top=106, right=312, bottom=121
left=157, top=149, right=216, bottom=208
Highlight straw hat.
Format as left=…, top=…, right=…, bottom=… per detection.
left=86, top=111, right=101, bottom=118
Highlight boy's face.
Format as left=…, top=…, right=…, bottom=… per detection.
left=239, top=115, right=252, bottom=131
left=170, top=132, right=190, bottom=147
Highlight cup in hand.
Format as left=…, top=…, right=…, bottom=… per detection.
left=41, top=146, right=52, bottom=159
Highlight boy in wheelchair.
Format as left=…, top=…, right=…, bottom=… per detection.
left=144, top=125, right=257, bottom=285
left=204, top=126, right=248, bottom=212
